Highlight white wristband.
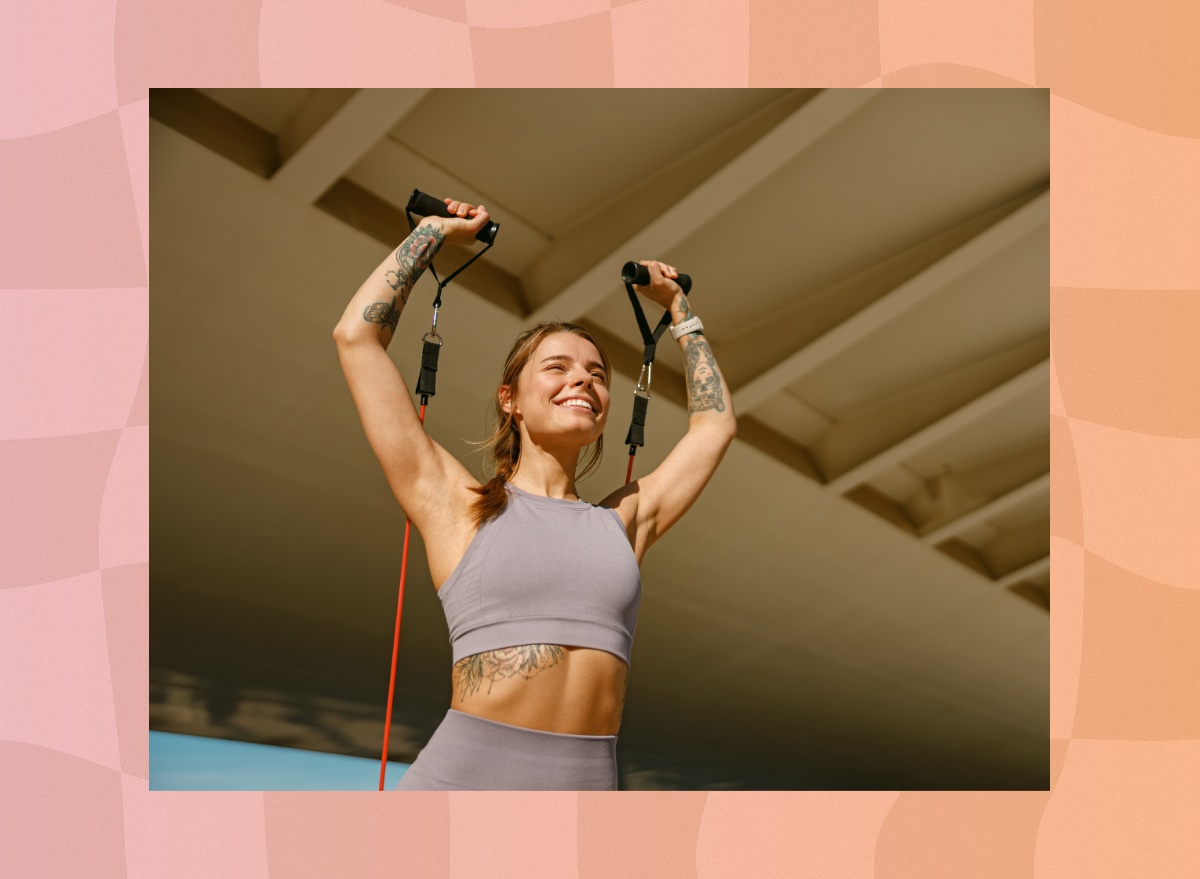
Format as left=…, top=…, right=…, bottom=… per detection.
left=669, top=315, right=704, bottom=340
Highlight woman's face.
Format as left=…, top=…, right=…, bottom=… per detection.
left=502, top=333, right=609, bottom=445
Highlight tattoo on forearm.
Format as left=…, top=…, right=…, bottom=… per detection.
left=684, top=336, right=725, bottom=412
left=369, top=222, right=445, bottom=330
left=362, top=296, right=400, bottom=334
left=671, top=296, right=725, bottom=413
left=453, top=644, right=566, bottom=698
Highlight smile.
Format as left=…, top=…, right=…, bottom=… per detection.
left=556, top=399, right=596, bottom=414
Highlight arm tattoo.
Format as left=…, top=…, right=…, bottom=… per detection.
left=684, top=337, right=725, bottom=413
left=365, top=222, right=445, bottom=330
left=674, top=296, right=726, bottom=414
left=362, top=296, right=400, bottom=334
left=452, top=645, right=566, bottom=699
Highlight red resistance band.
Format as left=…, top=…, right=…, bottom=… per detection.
left=378, top=404, right=425, bottom=790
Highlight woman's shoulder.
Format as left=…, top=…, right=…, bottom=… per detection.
left=597, top=482, right=640, bottom=533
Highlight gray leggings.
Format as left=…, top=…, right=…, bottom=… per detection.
left=394, top=708, right=618, bottom=791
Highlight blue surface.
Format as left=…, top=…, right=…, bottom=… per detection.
left=150, top=731, right=412, bottom=791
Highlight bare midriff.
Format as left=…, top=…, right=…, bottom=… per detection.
left=447, top=645, right=628, bottom=736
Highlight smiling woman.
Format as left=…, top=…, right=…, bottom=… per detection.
left=465, top=323, right=612, bottom=526
left=333, top=196, right=737, bottom=790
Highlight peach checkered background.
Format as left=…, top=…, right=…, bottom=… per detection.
left=1, top=0, right=1198, bottom=876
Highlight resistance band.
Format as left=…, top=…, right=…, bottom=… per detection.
left=620, top=261, right=692, bottom=484
left=379, top=190, right=498, bottom=791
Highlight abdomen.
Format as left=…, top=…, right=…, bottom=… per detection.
left=448, top=645, right=628, bottom=735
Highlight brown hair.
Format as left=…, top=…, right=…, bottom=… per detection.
left=467, top=321, right=611, bottom=526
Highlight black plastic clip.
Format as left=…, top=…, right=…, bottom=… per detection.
left=415, top=331, right=442, bottom=402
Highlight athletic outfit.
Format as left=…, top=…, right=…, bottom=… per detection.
left=395, top=481, right=642, bottom=790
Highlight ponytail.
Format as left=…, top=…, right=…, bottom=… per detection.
left=467, top=406, right=519, bottom=526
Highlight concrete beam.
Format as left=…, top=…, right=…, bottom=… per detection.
left=825, top=359, right=1050, bottom=494
left=993, top=554, right=1050, bottom=590
left=733, top=189, right=1049, bottom=413
left=921, top=471, right=1050, bottom=545
left=272, top=89, right=430, bottom=203
left=528, top=89, right=881, bottom=324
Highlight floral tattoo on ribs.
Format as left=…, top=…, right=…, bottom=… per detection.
left=453, top=645, right=566, bottom=698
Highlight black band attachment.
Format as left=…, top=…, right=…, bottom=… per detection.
left=402, top=188, right=502, bottom=404
left=624, top=394, right=650, bottom=448
left=415, top=335, right=442, bottom=401
left=621, top=262, right=692, bottom=453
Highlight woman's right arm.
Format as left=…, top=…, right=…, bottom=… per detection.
left=332, top=203, right=489, bottom=525
left=333, top=218, right=445, bottom=349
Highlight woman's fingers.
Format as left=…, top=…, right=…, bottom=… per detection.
left=430, top=198, right=488, bottom=243
left=444, top=199, right=479, bottom=218
left=631, top=261, right=681, bottom=307
left=639, top=259, right=678, bottom=280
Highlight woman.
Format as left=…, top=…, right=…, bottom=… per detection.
left=333, top=198, right=737, bottom=790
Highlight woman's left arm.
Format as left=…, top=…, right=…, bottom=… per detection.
left=629, top=261, right=738, bottom=552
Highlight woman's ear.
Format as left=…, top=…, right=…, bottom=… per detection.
left=499, top=385, right=514, bottom=416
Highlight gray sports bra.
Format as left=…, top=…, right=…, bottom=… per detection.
left=437, top=481, right=642, bottom=668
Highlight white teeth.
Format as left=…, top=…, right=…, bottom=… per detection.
left=558, top=399, right=593, bottom=412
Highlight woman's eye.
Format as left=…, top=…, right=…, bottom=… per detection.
left=592, top=373, right=606, bottom=381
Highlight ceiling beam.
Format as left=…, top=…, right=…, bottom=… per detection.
left=993, top=554, right=1050, bottom=590
left=271, top=89, right=430, bottom=203
left=825, top=359, right=1050, bottom=494
left=528, top=89, right=881, bottom=325
left=732, top=188, right=1050, bottom=414
left=921, top=471, right=1050, bottom=545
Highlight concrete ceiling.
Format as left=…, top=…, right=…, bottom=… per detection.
left=152, top=88, right=1049, bottom=790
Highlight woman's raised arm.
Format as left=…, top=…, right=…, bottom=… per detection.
left=610, top=260, right=737, bottom=558
left=331, top=203, right=489, bottom=527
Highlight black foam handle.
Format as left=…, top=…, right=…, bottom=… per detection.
left=407, top=189, right=499, bottom=244
left=624, top=394, right=649, bottom=448
left=621, top=261, right=692, bottom=295
left=415, top=340, right=441, bottom=398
